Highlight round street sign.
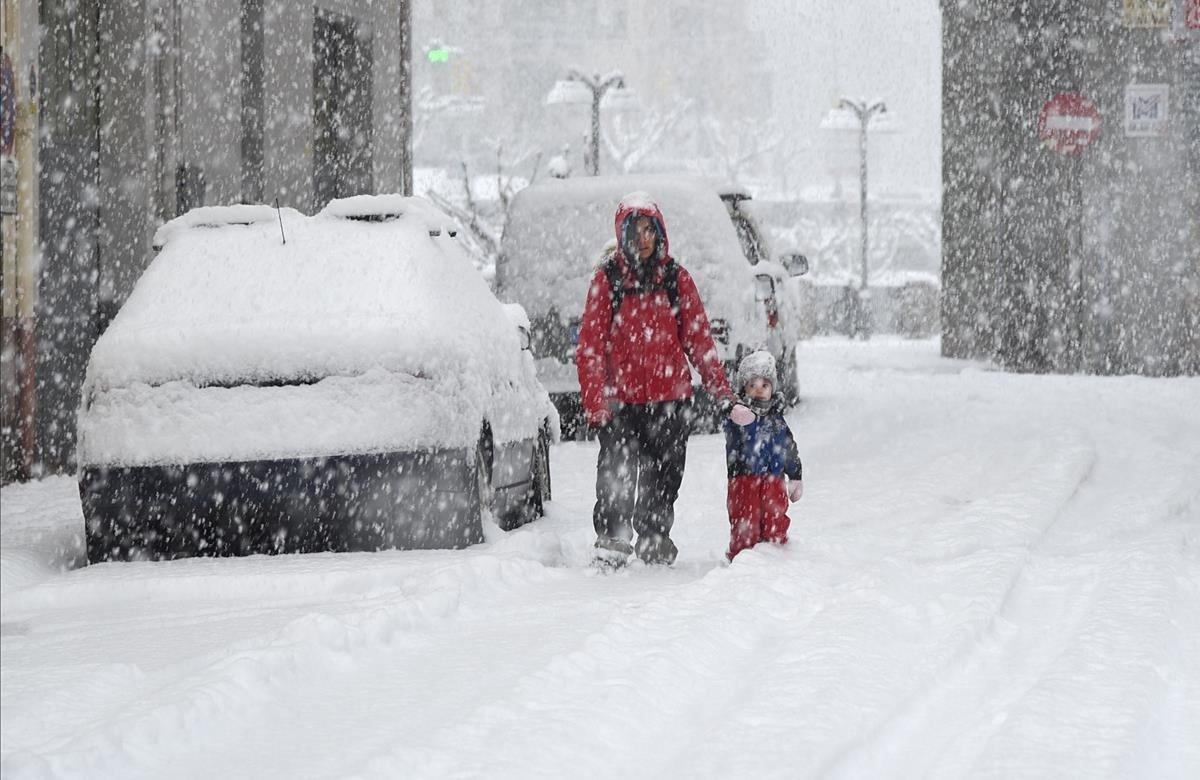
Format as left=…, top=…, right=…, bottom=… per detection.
left=1037, top=92, right=1102, bottom=155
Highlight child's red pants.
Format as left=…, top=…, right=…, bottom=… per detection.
left=726, top=475, right=790, bottom=559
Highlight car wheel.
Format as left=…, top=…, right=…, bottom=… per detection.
left=500, top=430, right=551, bottom=531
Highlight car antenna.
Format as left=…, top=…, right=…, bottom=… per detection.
left=274, top=197, right=287, bottom=244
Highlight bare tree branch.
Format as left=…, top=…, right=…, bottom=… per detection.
left=427, top=142, right=546, bottom=278
left=700, top=116, right=785, bottom=183
left=600, top=98, right=694, bottom=174
left=425, top=163, right=500, bottom=262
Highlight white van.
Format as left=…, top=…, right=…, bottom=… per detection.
left=499, top=175, right=778, bottom=437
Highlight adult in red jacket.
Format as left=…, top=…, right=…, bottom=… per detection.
left=576, top=191, right=750, bottom=566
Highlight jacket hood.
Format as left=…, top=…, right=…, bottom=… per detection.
left=614, top=191, right=670, bottom=267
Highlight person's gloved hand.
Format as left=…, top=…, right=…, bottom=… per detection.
left=729, top=404, right=756, bottom=426
left=586, top=407, right=613, bottom=429
left=787, top=480, right=804, bottom=503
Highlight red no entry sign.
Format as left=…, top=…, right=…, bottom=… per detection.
left=1037, top=92, right=1102, bottom=155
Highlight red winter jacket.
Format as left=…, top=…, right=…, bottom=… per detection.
left=575, top=195, right=734, bottom=420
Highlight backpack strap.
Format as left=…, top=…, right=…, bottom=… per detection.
left=662, top=260, right=681, bottom=322
left=603, top=255, right=626, bottom=320
left=604, top=255, right=682, bottom=332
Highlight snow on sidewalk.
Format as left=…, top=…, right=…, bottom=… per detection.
left=2, top=337, right=1198, bottom=779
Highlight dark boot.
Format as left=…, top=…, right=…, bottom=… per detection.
left=593, top=536, right=634, bottom=569
left=634, top=533, right=678, bottom=565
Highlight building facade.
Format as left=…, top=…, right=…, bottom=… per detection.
left=941, top=0, right=1199, bottom=375
left=1, top=0, right=41, bottom=481
left=25, top=0, right=412, bottom=473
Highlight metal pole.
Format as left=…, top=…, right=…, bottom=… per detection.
left=835, top=96, right=884, bottom=341
left=566, top=71, right=622, bottom=177
left=859, top=110, right=869, bottom=292
left=590, top=86, right=601, bottom=176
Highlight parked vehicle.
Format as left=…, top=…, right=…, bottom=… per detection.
left=718, top=188, right=811, bottom=403
left=498, top=175, right=774, bottom=437
left=77, top=197, right=557, bottom=562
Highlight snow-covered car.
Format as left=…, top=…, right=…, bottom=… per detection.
left=77, top=197, right=557, bottom=562
left=498, top=175, right=775, bottom=436
left=718, top=187, right=811, bottom=403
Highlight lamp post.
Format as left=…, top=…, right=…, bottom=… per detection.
left=821, top=97, right=893, bottom=338
left=546, top=70, right=630, bottom=176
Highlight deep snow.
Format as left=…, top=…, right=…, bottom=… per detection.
left=2, top=338, right=1198, bottom=779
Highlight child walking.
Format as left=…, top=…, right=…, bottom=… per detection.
left=724, top=351, right=803, bottom=560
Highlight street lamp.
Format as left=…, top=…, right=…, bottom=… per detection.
left=822, top=97, right=895, bottom=338
left=546, top=70, right=633, bottom=176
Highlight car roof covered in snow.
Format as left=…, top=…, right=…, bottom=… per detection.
left=87, top=196, right=522, bottom=391
left=499, top=174, right=759, bottom=328
left=316, top=193, right=461, bottom=231
left=152, top=204, right=305, bottom=249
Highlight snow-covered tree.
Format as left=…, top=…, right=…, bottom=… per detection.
left=699, top=116, right=784, bottom=185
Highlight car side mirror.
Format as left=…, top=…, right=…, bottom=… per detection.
left=781, top=252, right=809, bottom=276
left=754, top=273, right=776, bottom=301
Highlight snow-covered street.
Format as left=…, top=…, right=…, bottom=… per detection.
left=2, top=337, right=1198, bottom=779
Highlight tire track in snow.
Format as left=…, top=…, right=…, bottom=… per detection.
left=0, top=554, right=566, bottom=779
left=631, top=414, right=1099, bottom=777
left=811, top=412, right=1189, bottom=778
left=352, top=550, right=825, bottom=779
left=0, top=442, right=724, bottom=779
left=6, top=341, right=1196, bottom=777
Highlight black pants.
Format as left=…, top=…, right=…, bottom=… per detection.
left=593, top=400, right=691, bottom=544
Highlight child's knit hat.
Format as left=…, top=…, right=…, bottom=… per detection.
left=736, top=350, right=776, bottom=391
